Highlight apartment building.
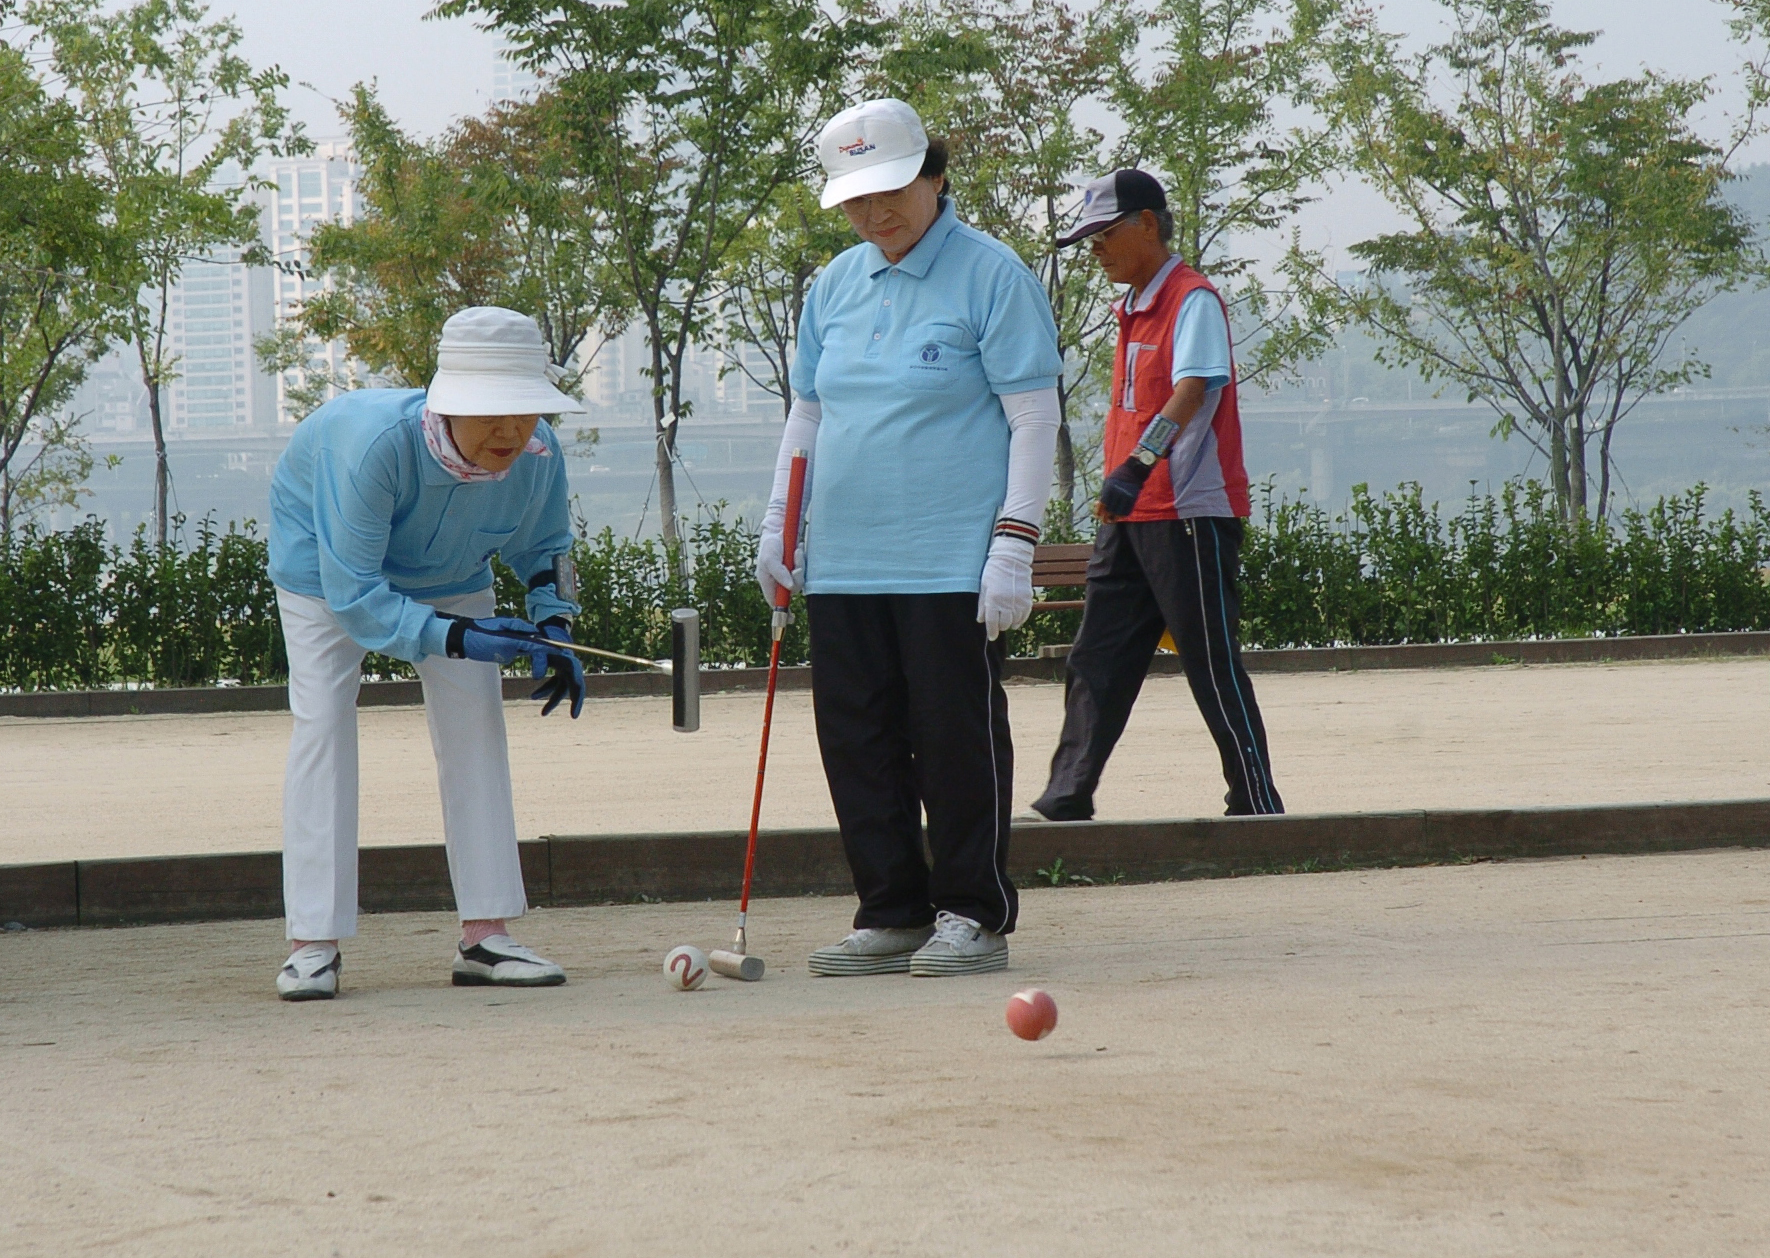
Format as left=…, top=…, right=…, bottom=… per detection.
left=259, top=139, right=367, bottom=423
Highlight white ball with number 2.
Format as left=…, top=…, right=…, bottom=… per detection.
left=664, top=945, right=708, bottom=991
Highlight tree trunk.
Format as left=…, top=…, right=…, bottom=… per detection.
left=1568, top=414, right=1588, bottom=519
left=648, top=328, right=679, bottom=545
left=1053, top=379, right=1075, bottom=516
left=1, top=466, right=11, bottom=545
left=1055, top=418, right=1075, bottom=523
left=149, top=383, right=169, bottom=548
left=1549, top=420, right=1570, bottom=519
left=654, top=419, right=679, bottom=545
left=1597, top=420, right=1616, bottom=521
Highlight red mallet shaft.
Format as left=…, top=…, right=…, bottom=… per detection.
left=710, top=449, right=808, bottom=983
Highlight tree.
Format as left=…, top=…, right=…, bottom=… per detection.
left=876, top=0, right=1129, bottom=517
left=23, top=0, right=300, bottom=547
left=1316, top=0, right=1766, bottom=518
left=261, top=86, right=623, bottom=415
left=0, top=40, right=128, bottom=541
left=441, top=0, right=881, bottom=543
left=1110, top=0, right=1343, bottom=387
left=712, top=179, right=851, bottom=421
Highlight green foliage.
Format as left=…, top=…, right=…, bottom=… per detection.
left=438, top=0, right=882, bottom=542
left=1110, top=0, right=1345, bottom=387
left=1313, top=0, right=1769, bottom=519
left=0, top=514, right=284, bottom=691
left=106, top=515, right=287, bottom=686
left=0, top=41, right=129, bottom=539
left=562, top=511, right=808, bottom=670
left=2, top=482, right=1768, bottom=692
left=0, top=520, right=110, bottom=690
left=269, top=86, right=620, bottom=403
left=713, top=180, right=851, bottom=420
left=1239, top=479, right=1770, bottom=646
left=21, top=0, right=303, bottom=544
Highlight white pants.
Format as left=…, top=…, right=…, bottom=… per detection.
left=277, top=588, right=528, bottom=940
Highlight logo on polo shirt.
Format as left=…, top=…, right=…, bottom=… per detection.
left=919, top=343, right=943, bottom=363
left=838, top=136, right=876, bottom=158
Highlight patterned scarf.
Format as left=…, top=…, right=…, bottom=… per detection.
left=421, top=407, right=551, bottom=483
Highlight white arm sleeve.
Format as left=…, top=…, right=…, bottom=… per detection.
left=763, top=396, right=821, bottom=534
left=993, top=387, right=1061, bottom=547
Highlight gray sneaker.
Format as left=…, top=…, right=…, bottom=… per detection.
left=807, top=925, right=935, bottom=976
left=910, top=911, right=1008, bottom=977
left=276, top=943, right=341, bottom=1001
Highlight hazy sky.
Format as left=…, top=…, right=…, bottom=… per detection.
left=222, top=0, right=1768, bottom=267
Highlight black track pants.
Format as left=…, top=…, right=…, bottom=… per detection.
left=807, top=592, right=1018, bottom=935
left=1033, top=518, right=1283, bottom=819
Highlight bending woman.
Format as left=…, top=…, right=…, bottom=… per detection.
left=267, top=307, right=586, bottom=1001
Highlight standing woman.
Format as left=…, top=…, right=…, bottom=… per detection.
left=757, top=99, right=1063, bottom=977
left=268, top=307, right=587, bottom=1000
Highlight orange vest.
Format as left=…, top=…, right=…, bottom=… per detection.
left=1103, top=263, right=1250, bottom=520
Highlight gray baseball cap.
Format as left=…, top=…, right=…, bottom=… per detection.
left=1057, top=169, right=1168, bottom=247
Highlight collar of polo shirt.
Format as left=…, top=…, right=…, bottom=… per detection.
left=865, top=197, right=960, bottom=279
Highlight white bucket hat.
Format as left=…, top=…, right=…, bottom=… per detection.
left=816, top=98, right=929, bottom=209
left=426, top=306, right=583, bottom=416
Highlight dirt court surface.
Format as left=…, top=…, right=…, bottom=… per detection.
left=4, top=848, right=1767, bottom=1257
left=4, top=656, right=1769, bottom=866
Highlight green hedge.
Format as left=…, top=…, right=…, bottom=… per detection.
left=1241, top=480, right=1770, bottom=646
left=2, top=482, right=1768, bottom=693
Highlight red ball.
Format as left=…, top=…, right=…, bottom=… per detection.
left=1005, top=988, right=1058, bottom=1041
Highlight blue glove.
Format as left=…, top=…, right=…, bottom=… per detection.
left=443, top=615, right=545, bottom=666
left=528, top=618, right=585, bottom=719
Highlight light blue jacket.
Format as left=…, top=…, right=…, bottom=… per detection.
left=268, top=388, right=576, bottom=662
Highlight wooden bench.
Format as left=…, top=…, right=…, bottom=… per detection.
left=1031, top=542, right=1091, bottom=611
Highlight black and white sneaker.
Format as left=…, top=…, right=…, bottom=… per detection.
left=277, top=943, right=341, bottom=1001
left=909, top=911, right=1008, bottom=977
left=451, top=934, right=566, bottom=987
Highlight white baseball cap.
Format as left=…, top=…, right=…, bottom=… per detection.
left=816, top=98, right=929, bottom=209
left=426, top=306, right=583, bottom=416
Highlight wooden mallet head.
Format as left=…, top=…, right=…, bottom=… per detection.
left=708, top=949, right=764, bottom=981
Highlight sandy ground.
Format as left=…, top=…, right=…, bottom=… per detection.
left=2, top=657, right=1768, bottom=866
left=2, top=848, right=1767, bottom=1257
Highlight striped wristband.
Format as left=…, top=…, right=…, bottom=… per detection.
left=993, top=516, right=1041, bottom=547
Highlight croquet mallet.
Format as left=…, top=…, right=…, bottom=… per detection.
left=709, top=449, right=809, bottom=982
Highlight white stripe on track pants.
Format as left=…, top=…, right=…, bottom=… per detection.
left=277, top=587, right=528, bottom=941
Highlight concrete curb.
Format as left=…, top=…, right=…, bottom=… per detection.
left=4, top=798, right=1766, bottom=929
left=4, top=630, right=1766, bottom=719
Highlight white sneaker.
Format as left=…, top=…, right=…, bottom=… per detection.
left=910, top=911, right=1008, bottom=977
left=808, top=924, right=936, bottom=976
left=452, top=934, right=566, bottom=987
left=277, top=943, right=341, bottom=1001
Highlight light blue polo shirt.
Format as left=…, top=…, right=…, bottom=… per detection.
left=791, top=199, right=1062, bottom=594
left=268, top=388, right=574, bottom=662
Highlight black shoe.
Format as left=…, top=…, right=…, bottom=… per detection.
left=1026, top=798, right=1093, bottom=822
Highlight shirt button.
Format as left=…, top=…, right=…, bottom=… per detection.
left=873, top=332, right=881, bottom=340
left=883, top=299, right=891, bottom=306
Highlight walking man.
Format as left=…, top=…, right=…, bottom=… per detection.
left=1031, top=170, right=1283, bottom=820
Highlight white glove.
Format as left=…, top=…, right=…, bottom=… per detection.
left=756, top=396, right=820, bottom=604
left=755, top=528, right=801, bottom=605
left=977, top=536, right=1035, bottom=641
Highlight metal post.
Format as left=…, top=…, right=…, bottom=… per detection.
left=671, top=608, right=700, bottom=733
